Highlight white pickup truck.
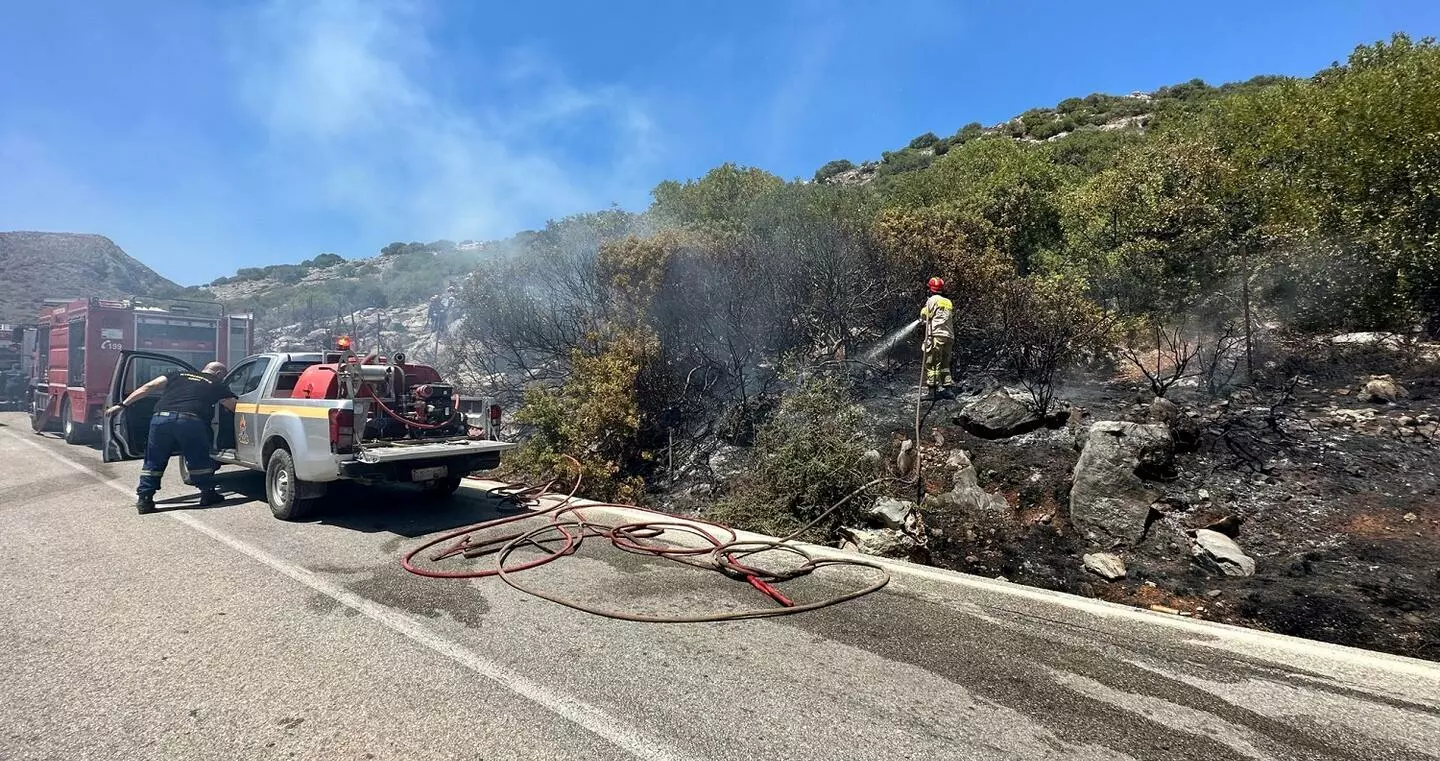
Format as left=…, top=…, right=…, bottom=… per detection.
left=102, top=349, right=516, bottom=520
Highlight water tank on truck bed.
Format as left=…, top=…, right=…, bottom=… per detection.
left=290, top=351, right=472, bottom=442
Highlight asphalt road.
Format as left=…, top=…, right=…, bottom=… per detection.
left=1, top=411, right=1437, bottom=761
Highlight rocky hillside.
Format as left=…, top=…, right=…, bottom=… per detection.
left=200, top=240, right=496, bottom=377
left=813, top=75, right=1283, bottom=186
left=0, top=232, right=182, bottom=323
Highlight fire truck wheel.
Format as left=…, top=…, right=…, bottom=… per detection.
left=420, top=475, right=464, bottom=499
left=61, top=398, right=90, bottom=445
left=31, top=395, right=56, bottom=432
left=265, top=448, right=315, bottom=521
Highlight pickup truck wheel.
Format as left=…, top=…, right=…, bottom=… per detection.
left=420, top=475, right=464, bottom=499
left=265, top=449, right=315, bottom=521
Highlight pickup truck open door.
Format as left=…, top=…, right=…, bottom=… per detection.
left=102, top=350, right=197, bottom=462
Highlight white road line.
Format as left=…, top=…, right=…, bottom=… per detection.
left=1, top=429, right=698, bottom=761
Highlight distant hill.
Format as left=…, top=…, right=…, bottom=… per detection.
left=0, top=232, right=183, bottom=324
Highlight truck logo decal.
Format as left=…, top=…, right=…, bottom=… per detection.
left=236, top=414, right=250, bottom=445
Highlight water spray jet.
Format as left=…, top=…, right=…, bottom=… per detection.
left=861, top=320, right=923, bottom=364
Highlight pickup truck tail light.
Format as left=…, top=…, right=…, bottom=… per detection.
left=329, top=408, right=355, bottom=453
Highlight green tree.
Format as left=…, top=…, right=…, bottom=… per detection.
left=650, top=163, right=785, bottom=232
left=882, top=137, right=1067, bottom=275
left=814, top=159, right=856, bottom=183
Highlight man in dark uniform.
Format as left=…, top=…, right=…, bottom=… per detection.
left=106, top=361, right=239, bottom=514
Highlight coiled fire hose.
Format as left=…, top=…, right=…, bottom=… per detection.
left=402, top=455, right=895, bottom=621
left=401, top=358, right=933, bottom=623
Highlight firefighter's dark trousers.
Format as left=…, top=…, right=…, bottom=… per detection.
left=138, top=412, right=216, bottom=498
left=923, top=335, right=955, bottom=388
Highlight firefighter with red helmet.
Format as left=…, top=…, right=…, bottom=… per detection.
left=921, top=277, right=955, bottom=397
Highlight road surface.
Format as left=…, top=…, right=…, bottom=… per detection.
left=1, top=411, right=1437, bottom=761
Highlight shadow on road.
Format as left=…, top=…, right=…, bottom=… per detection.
left=209, top=468, right=527, bottom=538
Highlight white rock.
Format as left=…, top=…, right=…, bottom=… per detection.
left=845, top=528, right=916, bottom=558
left=867, top=497, right=917, bottom=531
left=1191, top=529, right=1256, bottom=577
left=1082, top=552, right=1127, bottom=581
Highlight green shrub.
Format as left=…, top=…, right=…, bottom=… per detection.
left=814, top=159, right=856, bottom=183
left=505, top=328, right=659, bottom=503
left=908, top=132, right=940, bottom=150
left=708, top=374, right=879, bottom=540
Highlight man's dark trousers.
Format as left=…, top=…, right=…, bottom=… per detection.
left=138, top=412, right=216, bottom=498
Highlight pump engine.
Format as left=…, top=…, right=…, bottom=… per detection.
left=318, top=349, right=468, bottom=441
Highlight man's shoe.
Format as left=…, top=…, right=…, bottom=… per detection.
left=136, top=496, right=157, bottom=515
left=197, top=490, right=224, bottom=507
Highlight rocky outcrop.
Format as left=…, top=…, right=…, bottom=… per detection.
left=956, top=391, right=1043, bottom=439
left=1082, top=552, right=1127, bottom=581
left=1190, top=529, right=1256, bottom=577
left=1312, top=408, right=1439, bottom=440
left=1070, top=422, right=1175, bottom=545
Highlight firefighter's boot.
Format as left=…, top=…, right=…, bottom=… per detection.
left=136, top=494, right=157, bottom=515
left=198, top=490, right=224, bottom=507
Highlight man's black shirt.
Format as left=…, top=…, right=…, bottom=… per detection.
left=154, top=371, right=236, bottom=419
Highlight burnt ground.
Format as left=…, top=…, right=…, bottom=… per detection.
left=839, top=348, right=1440, bottom=662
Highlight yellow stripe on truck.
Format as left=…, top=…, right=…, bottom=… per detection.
left=255, top=403, right=333, bottom=419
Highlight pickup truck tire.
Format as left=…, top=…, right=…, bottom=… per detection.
left=265, top=449, right=317, bottom=521
left=420, top=475, right=464, bottom=499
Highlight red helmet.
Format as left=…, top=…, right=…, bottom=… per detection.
left=927, top=277, right=945, bottom=294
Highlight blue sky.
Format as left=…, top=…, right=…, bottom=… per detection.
left=2, top=1, right=1438, bottom=286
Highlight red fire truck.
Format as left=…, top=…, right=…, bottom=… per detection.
left=30, top=297, right=256, bottom=444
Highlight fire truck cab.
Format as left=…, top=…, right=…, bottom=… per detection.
left=29, top=297, right=254, bottom=445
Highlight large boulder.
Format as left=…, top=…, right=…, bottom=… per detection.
left=1069, top=421, right=1175, bottom=545
left=956, top=391, right=1043, bottom=439
left=922, top=450, right=1009, bottom=516
left=1190, top=529, right=1256, bottom=577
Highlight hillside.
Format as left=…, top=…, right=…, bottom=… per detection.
left=813, top=74, right=1285, bottom=186
left=0, top=232, right=183, bottom=324
left=199, top=239, right=516, bottom=370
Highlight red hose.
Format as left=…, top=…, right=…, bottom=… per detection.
left=360, top=388, right=460, bottom=431
left=401, top=455, right=894, bottom=622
